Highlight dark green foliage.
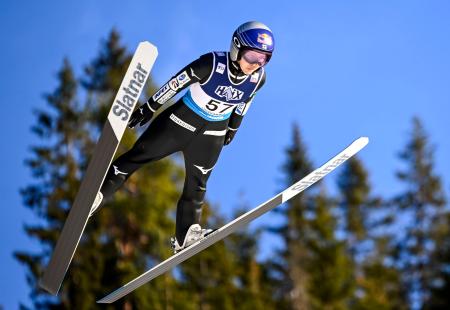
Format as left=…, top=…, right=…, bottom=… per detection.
left=393, top=117, right=447, bottom=308
left=306, top=189, right=354, bottom=310
left=269, top=124, right=314, bottom=309
left=270, top=124, right=354, bottom=309
left=16, top=29, right=274, bottom=310
left=15, top=27, right=450, bottom=310
left=337, top=157, right=370, bottom=247
left=425, top=212, right=450, bottom=309
left=337, top=156, right=407, bottom=309
left=15, top=30, right=184, bottom=309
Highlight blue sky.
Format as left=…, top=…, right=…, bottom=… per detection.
left=1, top=1, right=449, bottom=308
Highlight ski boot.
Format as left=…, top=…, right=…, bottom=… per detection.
left=170, top=224, right=213, bottom=254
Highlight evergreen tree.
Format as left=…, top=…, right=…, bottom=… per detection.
left=15, top=30, right=185, bottom=309
left=76, top=29, right=186, bottom=309
left=426, top=211, right=450, bottom=309
left=174, top=202, right=236, bottom=310
left=337, top=157, right=370, bottom=255
left=227, top=206, right=278, bottom=310
left=15, top=57, right=102, bottom=308
left=306, top=187, right=354, bottom=310
left=269, top=124, right=355, bottom=309
left=337, top=157, right=407, bottom=309
left=354, top=236, right=408, bottom=310
left=175, top=200, right=276, bottom=310
left=393, top=117, right=446, bottom=308
left=269, top=123, right=314, bottom=310
left=336, top=157, right=368, bottom=307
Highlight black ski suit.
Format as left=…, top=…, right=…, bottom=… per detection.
left=100, top=51, right=266, bottom=243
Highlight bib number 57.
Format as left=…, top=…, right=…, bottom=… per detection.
left=206, top=101, right=234, bottom=113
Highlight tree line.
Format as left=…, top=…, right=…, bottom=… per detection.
left=15, top=30, right=450, bottom=310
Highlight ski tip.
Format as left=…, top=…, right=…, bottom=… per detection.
left=359, top=136, right=369, bottom=144
left=355, top=136, right=369, bottom=148
left=139, top=41, right=158, bottom=56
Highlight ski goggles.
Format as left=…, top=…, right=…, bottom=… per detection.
left=241, top=49, right=269, bottom=67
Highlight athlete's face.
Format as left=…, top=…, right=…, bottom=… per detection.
left=238, top=49, right=268, bottom=74
left=239, top=58, right=261, bottom=75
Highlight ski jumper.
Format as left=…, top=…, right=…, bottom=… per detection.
left=100, top=51, right=266, bottom=243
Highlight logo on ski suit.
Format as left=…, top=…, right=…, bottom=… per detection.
left=194, top=165, right=214, bottom=175
left=113, top=165, right=128, bottom=176
left=215, top=86, right=244, bottom=101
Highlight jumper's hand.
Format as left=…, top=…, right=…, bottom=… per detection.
left=128, top=103, right=154, bottom=128
left=224, top=128, right=237, bottom=146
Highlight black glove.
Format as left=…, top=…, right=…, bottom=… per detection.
left=224, top=128, right=237, bottom=145
left=128, top=103, right=154, bottom=128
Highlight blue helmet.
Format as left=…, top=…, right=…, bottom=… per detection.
left=230, top=21, right=275, bottom=64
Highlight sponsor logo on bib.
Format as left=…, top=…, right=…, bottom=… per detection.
left=215, top=85, right=244, bottom=101
left=216, top=62, right=226, bottom=74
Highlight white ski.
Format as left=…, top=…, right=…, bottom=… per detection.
left=97, top=136, right=369, bottom=303
left=40, top=41, right=158, bottom=295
